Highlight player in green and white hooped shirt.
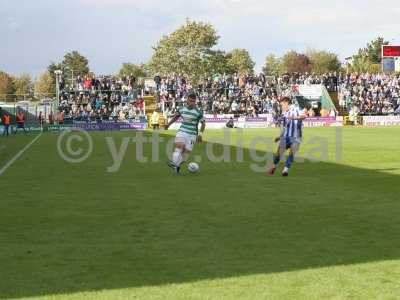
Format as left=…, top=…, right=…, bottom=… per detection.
left=165, top=93, right=205, bottom=174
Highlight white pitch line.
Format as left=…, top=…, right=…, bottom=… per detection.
left=0, top=133, right=42, bottom=176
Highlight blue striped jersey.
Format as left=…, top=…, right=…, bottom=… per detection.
left=282, top=105, right=303, bottom=140
left=178, top=106, right=204, bottom=136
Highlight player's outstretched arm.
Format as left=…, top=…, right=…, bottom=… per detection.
left=298, top=113, right=308, bottom=120
left=197, top=120, right=206, bottom=143
left=275, top=118, right=286, bottom=143
left=287, top=112, right=308, bottom=121
left=165, top=113, right=180, bottom=130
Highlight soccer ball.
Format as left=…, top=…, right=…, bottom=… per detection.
left=188, top=162, right=200, bottom=173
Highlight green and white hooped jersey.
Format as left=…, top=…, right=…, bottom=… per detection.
left=178, top=106, right=204, bottom=136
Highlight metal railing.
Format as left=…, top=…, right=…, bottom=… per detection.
left=0, top=101, right=54, bottom=125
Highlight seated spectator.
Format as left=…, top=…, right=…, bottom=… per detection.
left=226, top=117, right=235, bottom=128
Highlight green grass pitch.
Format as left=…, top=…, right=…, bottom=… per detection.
left=1, top=127, right=400, bottom=299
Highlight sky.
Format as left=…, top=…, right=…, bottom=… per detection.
left=1, top=0, right=399, bottom=77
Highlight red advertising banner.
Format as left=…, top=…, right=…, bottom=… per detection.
left=383, top=46, right=400, bottom=57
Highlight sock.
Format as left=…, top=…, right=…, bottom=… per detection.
left=273, top=152, right=281, bottom=165
left=172, top=148, right=183, bottom=167
left=285, top=153, right=294, bottom=169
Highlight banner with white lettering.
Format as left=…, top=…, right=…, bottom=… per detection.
left=363, top=116, right=400, bottom=126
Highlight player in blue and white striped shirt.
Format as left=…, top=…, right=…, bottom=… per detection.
left=268, top=97, right=307, bottom=177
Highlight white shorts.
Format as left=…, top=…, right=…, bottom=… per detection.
left=279, top=136, right=302, bottom=150
left=175, top=131, right=197, bottom=151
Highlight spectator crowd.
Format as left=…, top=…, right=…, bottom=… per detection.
left=154, top=72, right=400, bottom=117
left=338, top=73, right=400, bottom=115
left=57, top=74, right=146, bottom=123
left=51, top=72, right=400, bottom=123
left=155, top=73, right=340, bottom=118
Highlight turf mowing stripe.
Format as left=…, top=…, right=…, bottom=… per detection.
left=0, top=133, right=42, bottom=176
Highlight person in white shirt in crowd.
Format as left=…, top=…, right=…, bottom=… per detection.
left=349, top=106, right=359, bottom=125
left=151, top=110, right=160, bottom=130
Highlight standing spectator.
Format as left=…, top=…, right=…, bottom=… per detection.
left=154, top=74, right=161, bottom=90
left=49, top=112, right=54, bottom=125
left=58, top=110, right=65, bottom=125
left=15, top=110, right=27, bottom=135
left=2, top=112, right=11, bottom=137
left=349, top=106, right=359, bottom=125
left=151, top=110, right=160, bottom=130
left=37, top=111, right=44, bottom=131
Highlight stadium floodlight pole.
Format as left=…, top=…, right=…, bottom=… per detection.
left=54, top=70, right=63, bottom=125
